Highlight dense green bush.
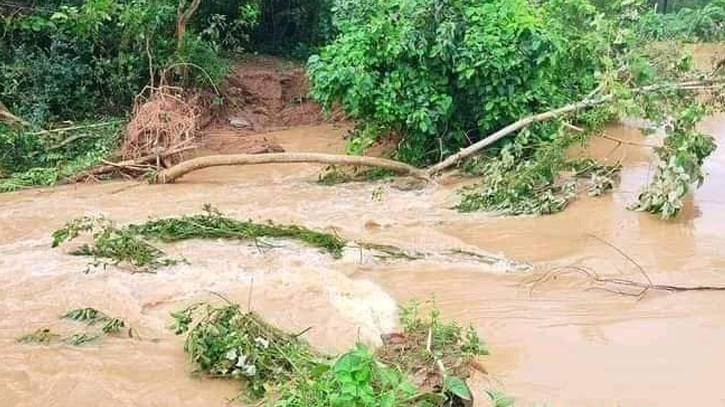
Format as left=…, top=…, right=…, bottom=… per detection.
left=0, top=0, right=234, bottom=125
left=635, top=0, right=725, bottom=41
left=308, top=0, right=607, bottom=165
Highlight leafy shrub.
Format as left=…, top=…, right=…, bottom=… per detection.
left=308, top=0, right=609, bottom=166
left=631, top=105, right=717, bottom=218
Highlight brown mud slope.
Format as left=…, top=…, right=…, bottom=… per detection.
left=195, top=56, right=339, bottom=156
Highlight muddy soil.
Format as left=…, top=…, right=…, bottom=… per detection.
left=192, top=56, right=340, bottom=157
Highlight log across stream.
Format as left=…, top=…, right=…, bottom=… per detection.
left=1, top=119, right=724, bottom=407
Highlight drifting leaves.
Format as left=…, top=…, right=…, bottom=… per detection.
left=17, top=307, right=132, bottom=346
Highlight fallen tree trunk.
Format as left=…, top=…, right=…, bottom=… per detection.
left=426, top=79, right=725, bottom=175
left=154, top=153, right=429, bottom=183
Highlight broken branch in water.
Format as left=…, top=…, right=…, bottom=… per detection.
left=527, top=234, right=725, bottom=297
left=426, top=79, right=725, bottom=175
left=153, top=152, right=430, bottom=184
left=531, top=266, right=725, bottom=298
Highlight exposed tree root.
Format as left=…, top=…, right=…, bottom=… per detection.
left=62, top=146, right=195, bottom=184
left=153, top=153, right=430, bottom=183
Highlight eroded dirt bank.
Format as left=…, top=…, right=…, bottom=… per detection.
left=1, top=117, right=724, bottom=407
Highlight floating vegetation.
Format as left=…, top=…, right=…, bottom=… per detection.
left=173, top=299, right=490, bottom=406
left=172, top=302, right=319, bottom=401
left=457, top=129, right=621, bottom=216
left=17, top=328, right=61, bottom=345
left=17, top=307, right=132, bottom=346
left=52, top=205, right=347, bottom=272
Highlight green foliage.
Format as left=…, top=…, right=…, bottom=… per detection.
left=52, top=205, right=347, bottom=271
left=127, top=204, right=346, bottom=257
left=51, top=215, right=176, bottom=271
left=310, top=0, right=722, bottom=219
left=485, top=389, right=516, bottom=407
left=387, top=300, right=489, bottom=375
left=173, top=302, right=319, bottom=400
left=635, top=0, right=725, bottom=41
left=457, top=126, right=620, bottom=215
left=0, top=0, right=235, bottom=125
left=308, top=0, right=606, bottom=166
left=631, top=105, right=717, bottom=217
left=173, top=299, right=487, bottom=406
left=0, top=120, right=122, bottom=192
left=275, top=343, right=429, bottom=407
left=17, top=307, right=131, bottom=346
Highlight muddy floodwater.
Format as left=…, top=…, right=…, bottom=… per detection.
left=1, top=116, right=724, bottom=407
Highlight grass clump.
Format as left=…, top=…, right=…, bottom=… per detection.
left=52, top=205, right=347, bottom=272
left=17, top=307, right=131, bottom=346
left=379, top=301, right=488, bottom=389
left=173, top=299, right=490, bottom=406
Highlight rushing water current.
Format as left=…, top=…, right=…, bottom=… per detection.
left=1, top=113, right=724, bottom=406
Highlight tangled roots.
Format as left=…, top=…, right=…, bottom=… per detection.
left=123, top=86, right=205, bottom=161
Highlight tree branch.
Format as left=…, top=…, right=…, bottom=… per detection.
left=154, top=153, right=430, bottom=184
left=426, top=79, right=725, bottom=175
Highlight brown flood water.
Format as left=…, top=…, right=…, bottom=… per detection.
left=1, top=115, right=724, bottom=407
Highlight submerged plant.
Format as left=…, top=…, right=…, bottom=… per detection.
left=51, top=216, right=176, bottom=272
left=17, top=329, right=62, bottom=345
left=17, top=307, right=131, bottom=346
left=172, top=301, right=320, bottom=400
left=457, top=127, right=620, bottom=215
left=52, top=205, right=347, bottom=271
left=174, top=299, right=490, bottom=406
